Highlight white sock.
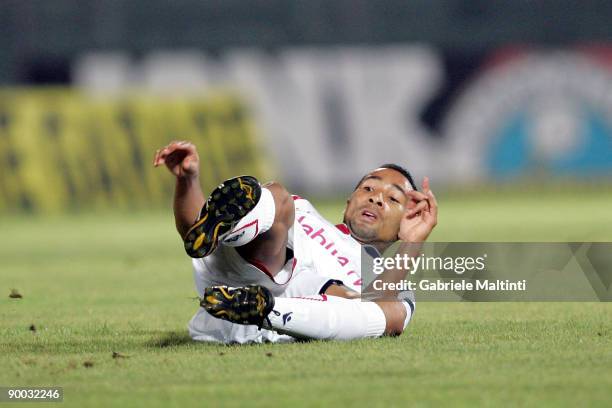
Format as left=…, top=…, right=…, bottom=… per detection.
left=222, top=187, right=275, bottom=247
left=264, top=295, right=387, bottom=340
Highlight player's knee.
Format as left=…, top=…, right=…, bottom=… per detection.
left=263, top=181, right=290, bottom=201
left=263, top=181, right=294, bottom=226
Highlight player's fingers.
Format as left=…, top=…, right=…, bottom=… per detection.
left=182, top=155, right=197, bottom=172
left=179, top=140, right=197, bottom=155
left=152, top=149, right=161, bottom=166
left=425, top=190, right=438, bottom=225
left=166, top=140, right=196, bottom=158
left=153, top=147, right=171, bottom=167
left=428, top=189, right=438, bottom=209
left=158, top=145, right=183, bottom=169
left=154, top=141, right=196, bottom=168
left=167, top=140, right=189, bottom=151
left=165, top=141, right=189, bottom=155
left=172, top=140, right=189, bottom=148
left=405, top=190, right=429, bottom=202
left=158, top=146, right=173, bottom=162
left=422, top=176, right=430, bottom=194
left=405, top=199, right=429, bottom=217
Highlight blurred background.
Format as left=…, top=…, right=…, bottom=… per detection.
left=3, top=4, right=612, bottom=404
left=1, top=0, right=612, bottom=218
left=0, top=0, right=612, bottom=407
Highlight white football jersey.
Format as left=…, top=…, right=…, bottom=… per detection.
left=290, top=195, right=365, bottom=292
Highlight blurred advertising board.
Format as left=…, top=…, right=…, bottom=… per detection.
left=75, top=46, right=612, bottom=193
left=0, top=91, right=267, bottom=213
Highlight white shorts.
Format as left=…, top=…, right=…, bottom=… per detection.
left=188, top=244, right=336, bottom=344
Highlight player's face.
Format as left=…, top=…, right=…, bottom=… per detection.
left=344, top=168, right=415, bottom=243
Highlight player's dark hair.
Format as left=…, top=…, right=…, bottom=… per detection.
left=353, top=163, right=418, bottom=191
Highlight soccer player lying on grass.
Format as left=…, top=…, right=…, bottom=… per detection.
left=153, top=141, right=438, bottom=343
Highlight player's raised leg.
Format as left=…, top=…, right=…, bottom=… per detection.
left=183, top=178, right=293, bottom=274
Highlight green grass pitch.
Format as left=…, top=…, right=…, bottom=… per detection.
left=2, top=189, right=612, bottom=407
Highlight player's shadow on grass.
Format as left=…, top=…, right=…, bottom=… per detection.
left=147, top=331, right=194, bottom=348
left=147, top=330, right=314, bottom=348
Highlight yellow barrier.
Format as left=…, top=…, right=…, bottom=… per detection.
left=0, top=90, right=269, bottom=213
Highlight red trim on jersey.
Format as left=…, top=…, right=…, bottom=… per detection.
left=335, top=223, right=350, bottom=235
left=245, top=254, right=296, bottom=286
left=292, top=194, right=303, bottom=201
left=247, top=258, right=273, bottom=279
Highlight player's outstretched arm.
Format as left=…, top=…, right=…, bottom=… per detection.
left=153, top=141, right=205, bottom=239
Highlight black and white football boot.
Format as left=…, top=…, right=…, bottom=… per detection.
left=183, top=175, right=261, bottom=258
left=200, top=285, right=275, bottom=328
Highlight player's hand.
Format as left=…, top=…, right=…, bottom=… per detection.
left=398, top=176, right=438, bottom=242
left=153, top=141, right=200, bottom=179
